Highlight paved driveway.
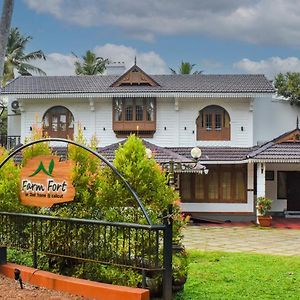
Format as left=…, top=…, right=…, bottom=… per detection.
left=183, top=225, right=300, bottom=256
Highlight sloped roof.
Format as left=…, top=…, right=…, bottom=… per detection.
left=99, top=140, right=194, bottom=164
left=247, top=128, right=300, bottom=162
left=1, top=74, right=274, bottom=95
left=167, top=147, right=253, bottom=162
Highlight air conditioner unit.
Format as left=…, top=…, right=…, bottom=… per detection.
left=11, top=100, right=19, bottom=113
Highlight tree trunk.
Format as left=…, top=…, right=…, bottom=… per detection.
left=0, top=0, right=14, bottom=88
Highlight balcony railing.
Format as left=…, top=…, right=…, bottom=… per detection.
left=0, top=135, right=21, bottom=150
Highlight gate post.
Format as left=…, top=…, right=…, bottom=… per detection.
left=163, top=204, right=173, bottom=300
left=0, top=247, right=7, bottom=264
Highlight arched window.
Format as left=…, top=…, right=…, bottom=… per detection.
left=196, top=105, right=230, bottom=141
left=43, top=106, right=74, bottom=139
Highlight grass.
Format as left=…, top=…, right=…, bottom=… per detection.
left=174, top=250, right=300, bottom=300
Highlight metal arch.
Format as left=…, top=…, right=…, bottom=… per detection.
left=0, top=138, right=153, bottom=225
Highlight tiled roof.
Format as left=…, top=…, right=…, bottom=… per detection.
left=99, top=140, right=194, bottom=164
left=13, top=144, right=255, bottom=164
left=247, top=128, right=300, bottom=161
left=248, top=143, right=300, bottom=161
left=167, top=147, right=254, bottom=162
left=1, top=74, right=274, bottom=94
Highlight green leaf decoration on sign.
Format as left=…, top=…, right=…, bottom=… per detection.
left=48, top=159, right=54, bottom=175
left=29, top=161, right=53, bottom=177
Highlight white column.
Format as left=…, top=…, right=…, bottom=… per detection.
left=247, top=163, right=254, bottom=211
left=257, top=162, right=266, bottom=198
left=89, top=98, right=96, bottom=139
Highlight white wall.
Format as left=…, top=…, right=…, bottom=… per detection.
left=9, top=96, right=255, bottom=148
left=253, top=97, right=300, bottom=145
left=176, top=97, right=253, bottom=147
left=16, top=98, right=93, bottom=143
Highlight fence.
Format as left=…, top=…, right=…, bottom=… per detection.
left=0, top=209, right=173, bottom=299
left=0, top=135, right=21, bottom=150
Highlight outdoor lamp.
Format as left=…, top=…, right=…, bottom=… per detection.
left=191, top=147, right=202, bottom=160
left=14, top=268, right=23, bottom=289
left=145, top=148, right=152, bottom=159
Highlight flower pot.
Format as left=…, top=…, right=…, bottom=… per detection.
left=172, top=275, right=187, bottom=292
left=258, top=215, right=272, bottom=227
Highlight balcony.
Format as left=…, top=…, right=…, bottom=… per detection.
left=0, top=135, right=21, bottom=150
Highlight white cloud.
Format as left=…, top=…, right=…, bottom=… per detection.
left=30, top=44, right=168, bottom=75
left=234, top=57, right=300, bottom=79
left=24, top=0, right=300, bottom=47
left=31, top=52, right=77, bottom=76
left=93, top=44, right=168, bottom=74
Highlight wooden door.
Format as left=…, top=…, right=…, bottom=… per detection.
left=287, top=172, right=300, bottom=211
left=43, top=107, right=74, bottom=139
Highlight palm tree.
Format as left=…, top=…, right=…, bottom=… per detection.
left=3, top=27, right=46, bottom=85
left=170, top=61, right=203, bottom=74
left=0, top=0, right=14, bottom=87
left=74, top=50, right=109, bottom=75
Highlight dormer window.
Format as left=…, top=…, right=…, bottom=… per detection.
left=113, top=97, right=156, bottom=137
left=196, top=105, right=230, bottom=141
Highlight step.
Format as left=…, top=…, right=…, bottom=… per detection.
left=285, top=211, right=300, bottom=218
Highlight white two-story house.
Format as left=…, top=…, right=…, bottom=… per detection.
left=2, top=63, right=300, bottom=222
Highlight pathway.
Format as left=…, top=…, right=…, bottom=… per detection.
left=183, top=225, right=300, bottom=256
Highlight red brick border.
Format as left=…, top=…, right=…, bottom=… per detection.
left=0, top=263, right=149, bottom=300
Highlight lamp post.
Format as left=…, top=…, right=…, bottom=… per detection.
left=181, top=147, right=209, bottom=175
left=191, top=146, right=202, bottom=160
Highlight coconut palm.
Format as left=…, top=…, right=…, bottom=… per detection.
left=170, top=61, right=203, bottom=74
left=3, top=27, right=46, bottom=85
left=74, top=50, right=109, bottom=75
left=0, top=0, right=14, bottom=87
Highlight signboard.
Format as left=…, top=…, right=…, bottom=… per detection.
left=20, top=155, right=75, bottom=207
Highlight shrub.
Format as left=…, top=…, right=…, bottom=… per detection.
left=256, top=197, right=272, bottom=216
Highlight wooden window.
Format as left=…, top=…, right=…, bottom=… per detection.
left=195, top=174, right=204, bottom=201
left=135, top=98, right=143, bottom=121
left=205, top=114, right=212, bottom=130
left=180, top=164, right=247, bottom=203
left=215, top=114, right=222, bottom=130
left=277, top=171, right=287, bottom=199
left=196, top=105, right=230, bottom=141
left=207, top=169, right=219, bottom=201
left=113, top=97, right=156, bottom=137
left=42, top=106, right=74, bottom=139
left=125, top=98, right=133, bottom=121
left=222, top=170, right=232, bottom=201
left=181, top=173, right=192, bottom=201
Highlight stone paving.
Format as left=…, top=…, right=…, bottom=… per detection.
left=183, top=224, right=300, bottom=256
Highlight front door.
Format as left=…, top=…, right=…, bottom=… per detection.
left=287, top=172, right=300, bottom=211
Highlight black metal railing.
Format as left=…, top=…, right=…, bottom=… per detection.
left=0, top=210, right=173, bottom=299
left=0, top=135, right=21, bottom=150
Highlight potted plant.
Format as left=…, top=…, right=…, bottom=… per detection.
left=256, top=196, right=273, bottom=227
left=172, top=252, right=188, bottom=292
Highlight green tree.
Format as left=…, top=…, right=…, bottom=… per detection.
left=0, top=0, right=14, bottom=86
left=3, top=27, right=46, bottom=85
left=170, top=61, right=202, bottom=74
left=274, top=72, right=300, bottom=105
left=74, top=50, right=109, bottom=75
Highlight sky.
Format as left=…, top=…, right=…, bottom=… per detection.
left=9, top=0, right=300, bottom=79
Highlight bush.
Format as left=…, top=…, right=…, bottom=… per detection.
left=2, top=131, right=187, bottom=291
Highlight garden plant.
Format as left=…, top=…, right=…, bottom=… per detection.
left=0, top=126, right=187, bottom=296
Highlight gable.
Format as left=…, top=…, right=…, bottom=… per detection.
left=110, top=64, right=160, bottom=87
left=275, top=129, right=300, bottom=143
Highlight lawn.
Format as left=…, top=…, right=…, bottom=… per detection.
left=175, top=250, right=300, bottom=300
